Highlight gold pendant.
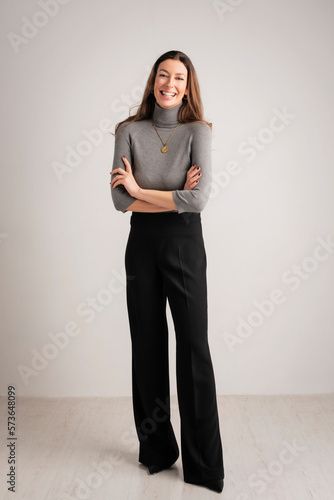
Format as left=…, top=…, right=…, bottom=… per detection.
left=161, top=144, right=168, bottom=153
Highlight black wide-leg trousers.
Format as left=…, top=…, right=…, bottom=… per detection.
left=124, top=211, right=224, bottom=484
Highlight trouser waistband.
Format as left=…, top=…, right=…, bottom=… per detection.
left=130, top=211, right=201, bottom=229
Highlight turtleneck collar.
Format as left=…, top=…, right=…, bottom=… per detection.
left=152, top=100, right=183, bottom=128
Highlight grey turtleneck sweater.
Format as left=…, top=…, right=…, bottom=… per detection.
left=111, top=101, right=212, bottom=213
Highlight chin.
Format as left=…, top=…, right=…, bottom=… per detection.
left=157, top=98, right=183, bottom=108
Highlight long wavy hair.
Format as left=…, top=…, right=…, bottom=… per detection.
left=112, top=50, right=212, bottom=135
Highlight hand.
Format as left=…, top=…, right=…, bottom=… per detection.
left=110, top=156, right=141, bottom=198
left=184, top=164, right=201, bottom=189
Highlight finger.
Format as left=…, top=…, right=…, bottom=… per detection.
left=111, top=174, right=124, bottom=187
left=111, top=167, right=124, bottom=175
left=121, top=156, right=131, bottom=170
left=112, top=178, right=123, bottom=188
left=189, top=165, right=201, bottom=174
left=189, top=171, right=201, bottom=180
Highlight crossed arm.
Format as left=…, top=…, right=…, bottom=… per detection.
left=125, top=199, right=175, bottom=213
left=111, top=162, right=201, bottom=212
left=110, top=122, right=211, bottom=213
left=112, top=157, right=177, bottom=212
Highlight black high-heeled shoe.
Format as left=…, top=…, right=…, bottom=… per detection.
left=141, top=453, right=179, bottom=475
left=184, top=477, right=224, bottom=493
left=147, top=460, right=176, bottom=474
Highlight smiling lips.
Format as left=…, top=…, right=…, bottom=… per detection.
left=160, top=90, right=177, bottom=98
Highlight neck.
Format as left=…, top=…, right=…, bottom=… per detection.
left=152, top=100, right=183, bottom=128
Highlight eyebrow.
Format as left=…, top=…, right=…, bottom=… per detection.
left=159, top=69, right=186, bottom=76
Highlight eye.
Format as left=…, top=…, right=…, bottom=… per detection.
left=159, top=73, right=184, bottom=80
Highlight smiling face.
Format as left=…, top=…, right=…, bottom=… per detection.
left=153, top=58, right=188, bottom=109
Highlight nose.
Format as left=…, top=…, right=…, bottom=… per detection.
left=166, top=76, right=176, bottom=87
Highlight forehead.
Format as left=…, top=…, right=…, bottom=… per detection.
left=157, top=59, right=187, bottom=76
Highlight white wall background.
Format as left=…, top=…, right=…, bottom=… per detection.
left=0, top=0, right=333, bottom=397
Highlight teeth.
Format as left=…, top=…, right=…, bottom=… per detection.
left=161, top=91, right=176, bottom=96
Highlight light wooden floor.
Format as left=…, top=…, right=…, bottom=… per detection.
left=0, top=395, right=333, bottom=499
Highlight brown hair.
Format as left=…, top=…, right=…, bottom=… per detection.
left=112, top=50, right=212, bottom=135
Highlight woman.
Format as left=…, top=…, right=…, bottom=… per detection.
left=110, top=50, right=225, bottom=493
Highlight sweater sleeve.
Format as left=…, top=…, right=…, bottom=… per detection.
left=172, top=123, right=212, bottom=213
left=110, top=123, right=137, bottom=213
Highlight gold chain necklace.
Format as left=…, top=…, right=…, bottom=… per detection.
left=152, top=123, right=181, bottom=153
